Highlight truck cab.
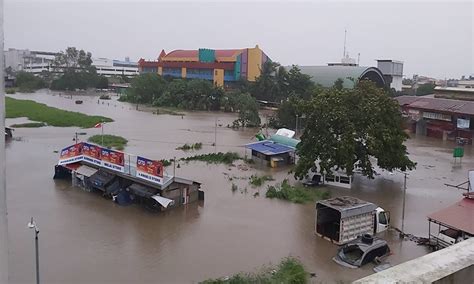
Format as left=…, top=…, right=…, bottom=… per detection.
left=375, top=207, right=390, bottom=234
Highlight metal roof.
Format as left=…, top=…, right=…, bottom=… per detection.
left=428, top=198, right=474, bottom=234
left=75, top=165, right=98, bottom=177
left=245, top=141, right=295, bottom=156
left=316, top=196, right=377, bottom=218
left=295, top=65, right=386, bottom=88
left=395, top=96, right=474, bottom=116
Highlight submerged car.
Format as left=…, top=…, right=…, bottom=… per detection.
left=333, top=234, right=390, bottom=268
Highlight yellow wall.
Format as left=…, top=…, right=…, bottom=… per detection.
left=213, top=69, right=224, bottom=87
left=158, top=67, right=163, bottom=75
left=181, top=67, right=187, bottom=78
left=247, top=45, right=263, bottom=82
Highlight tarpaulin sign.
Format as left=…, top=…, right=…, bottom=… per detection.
left=82, top=143, right=102, bottom=166
left=58, top=143, right=84, bottom=165
left=136, top=156, right=164, bottom=185
left=101, top=148, right=125, bottom=172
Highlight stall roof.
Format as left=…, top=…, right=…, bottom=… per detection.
left=75, top=165, right=98, bottom=177
left=151, top=195, right=175, bottom=208
left=127, top=183, right=158, bottom=198
left=428, top=198, right=474, bottom=234
left=245, top=141, right=295, bottom=156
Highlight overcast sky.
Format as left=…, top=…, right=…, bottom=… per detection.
left=4, top=0, right=473, bottom=78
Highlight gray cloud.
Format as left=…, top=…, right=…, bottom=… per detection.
left=4, top=1, right=473, bottom=78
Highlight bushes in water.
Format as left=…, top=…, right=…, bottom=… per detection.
left=176, top=142, right=203, bottom=151
left=266, top=179, right=330, bottom=204
left=249, top=174, right=274, bottom=187
left=181, top=152, right=241, bottom=165
left=201, top=257, right=308, bottom=284
left=88, top=134, right=128, bottom=150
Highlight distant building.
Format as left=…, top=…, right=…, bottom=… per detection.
left=92, top=57, right=138, bottom=77
left=434, top=86, right=474, bottom=101
left=395, top=95, right=474, bottom=141
left=297, top=65, right=386, bottom=89
left=377, top=59, right=403, bottom=91
left=4, top=48, right=138, bottom=77
left=4, top=48, right=56, bottom=75
left=138, top=45, right=271, bottom=87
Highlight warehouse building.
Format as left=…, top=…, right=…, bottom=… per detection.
left=138, top=45, right=271, bottom=87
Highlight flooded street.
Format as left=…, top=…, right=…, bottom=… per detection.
left=5, top=91, right=471, bottom=283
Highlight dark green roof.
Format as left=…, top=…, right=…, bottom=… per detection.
left=294, top=65, right=386, bottom=88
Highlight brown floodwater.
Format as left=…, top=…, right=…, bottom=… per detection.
left=5, top=91, right=471, bottom=283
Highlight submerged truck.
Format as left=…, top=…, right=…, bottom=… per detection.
left=316, top=196, right=390, bottom=245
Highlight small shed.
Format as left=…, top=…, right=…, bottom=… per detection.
left=245, top=140, right=295, bottom=167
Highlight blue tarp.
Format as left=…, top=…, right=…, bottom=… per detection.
left=245, top=141, right=295, bottom=156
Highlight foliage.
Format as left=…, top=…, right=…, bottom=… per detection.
left=161, top=159, right=172, bottom=167
left=181, top=152, right=241, bottom=164
left=232, top=93, right=261, bottom=127
left=176, top=142, right=203, bottom=151
left=416, top=83, right=435, bottom=96
left=5, top=97, right=113, bottom=128
left=402, top=78, right=413, bottom=85
left=266, top=179, right=330, bottom=204
left=269, top=95, right=302, bottom=129
left=5, top=88, right=16, bottom=94
left=126, top=73, right=167, bottom=103
left=201, top=257, right=308, bottom=284
left=333, top=78, right=344, bottom=90
left=15, top=71, right=46, bottom=92
left=9, top=122, right=47, bottom=128
left=99, top=94, right=111, bottom=100
left=88, top=135, right=128, bottom=150
left=249, top=175, right=274, bottom=187
left=96, top=76, right=109, bottom=89
left=251, top=63, right=315, bottom=102
left=50, top=47, right=100, bottom=90
left=294, top=81, right=416, bottom=179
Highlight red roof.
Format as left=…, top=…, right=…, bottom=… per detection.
left=64, top=162, right=81, bottom=171
left=428, top=198, right=474, bottom=234
left=395, top=96, right=474, bottom=116
left=165, top=50, right=198, bottom=58
left=163, top=49, right=243, bottom=60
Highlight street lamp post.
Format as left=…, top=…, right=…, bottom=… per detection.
left=27, top=217, right=40, bottom=284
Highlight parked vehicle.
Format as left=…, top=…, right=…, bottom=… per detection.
left=333, top=234, right=390, bottom=268
left=316, top=196, right=390, bottom=245
left=306, top=166, right=354, bottom=189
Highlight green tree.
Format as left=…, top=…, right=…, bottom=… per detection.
left=294, top=81, right=416, bottom=179
left=286, top=65, right=314, bottom=100
left=95, top=76, right=109, bottom=89
left=234, top=93, right=261, bottom=127
left=127, top=73, right=166, bottom=103
left=50, top=47, right=99, bottom=90
left=333, top=78, right=344, bottom=90
left=416, top=83, right=435, bottom=96
left=252, top=61, right=280, bottom=101
left=15, top=71, right=46, bottom=92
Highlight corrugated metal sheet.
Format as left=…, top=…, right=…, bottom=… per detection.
left=317, top=196, right=377, bottom=218
left=396, top=96, right=474, bottom=116
left=428, top=198, right=474, bottom=234
left=75, top=165, right=98, bottom=177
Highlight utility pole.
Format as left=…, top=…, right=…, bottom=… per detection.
left=400, top=172, right=407, bottom=237
left=343, top=29, right=347, bottom=58
left=295, top=115, right=298, bottom=136
left=214, top=117, right=217, bottom=152
left=0, top=0, right=9, bottom=281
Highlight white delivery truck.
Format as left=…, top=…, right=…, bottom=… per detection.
left=315, top=196, right=390, bottom=245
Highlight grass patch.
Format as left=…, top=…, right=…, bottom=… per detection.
left=201, top=257, right=308, bottom=284
left=249, top=174, right=274, bottom=187
left=176, top=142, right=203, bottom=151
left=88, top=134, right=128, bottom=150
left=181, top=152, right=241, bottom=165
left=10, top=122, right=46, bottom=128
left=266, top=179, right=330, bottom=204
left=155, top=107, right=185, bottom=116
left=5, top=97, right=113, bottom=128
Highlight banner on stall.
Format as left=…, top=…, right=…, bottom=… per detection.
left=100, top=148, right=125, bottom=172
left=136, top=156, right=164, bottom=185
left=82, top=143, right=102, bottom=166
left=58, top=143, right=84, bottom=165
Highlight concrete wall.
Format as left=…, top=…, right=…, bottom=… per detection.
left=354, top=238, right=474, bottom=283
left=247, top=45, right=263, bottom=81
left=213, top=68, right=224, bottom=87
